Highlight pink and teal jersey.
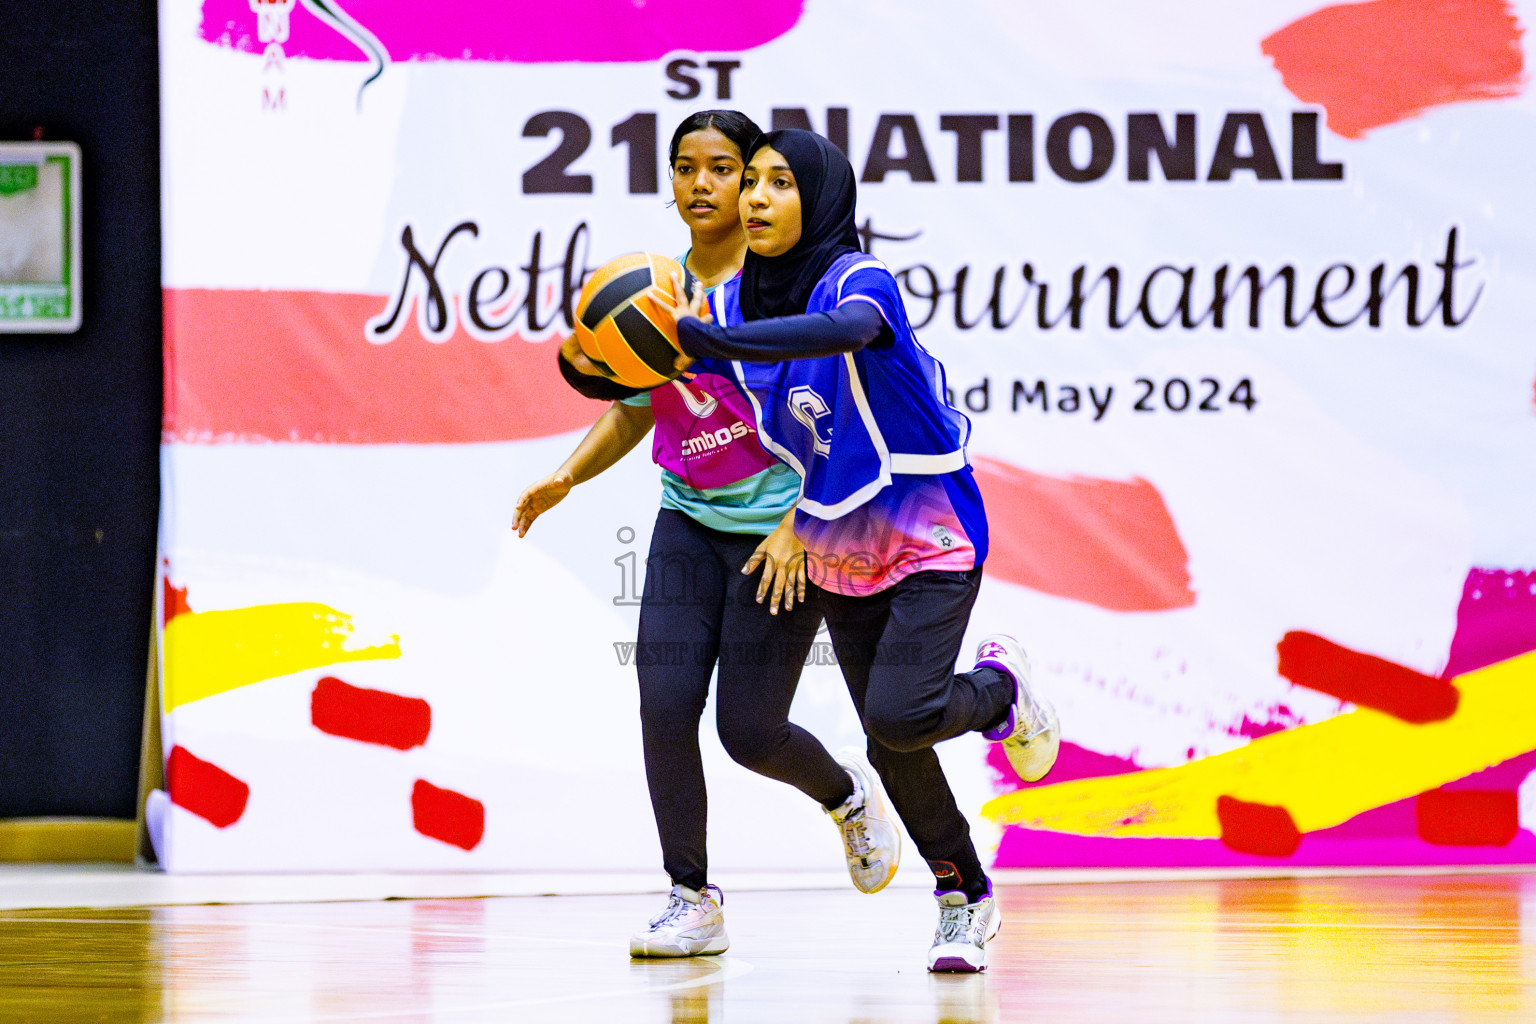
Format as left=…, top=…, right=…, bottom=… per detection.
left=622, top=375, right=797, bottom=536
left=620, top=265, right=797, bottom=536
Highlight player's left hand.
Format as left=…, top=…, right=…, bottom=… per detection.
left=742, top=516, right=807, bottom=615
left=656, top=270, right=711, bottom=323
left=652, top=272, right=707, bottom=374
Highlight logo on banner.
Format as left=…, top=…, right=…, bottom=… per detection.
left=252, top=0, right=296, bottom=111
left=250, top=0, right=296, bottom=43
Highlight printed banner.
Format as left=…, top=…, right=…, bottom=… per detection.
left=158, top=0, right=1536, bottom=871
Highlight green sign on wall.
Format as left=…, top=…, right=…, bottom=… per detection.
left=0, top=142, right=82, bottom=333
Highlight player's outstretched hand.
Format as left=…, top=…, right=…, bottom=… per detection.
left=513, top=472, right=573, bottom=537
left=742, top=514, right=807, bottom=615
left=652, top=271, right=708, bottom=375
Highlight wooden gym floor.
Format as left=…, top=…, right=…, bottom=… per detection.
left=1, top=872, right=1532, bottom=1022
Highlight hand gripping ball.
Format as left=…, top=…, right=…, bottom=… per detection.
left=572, top=253, right=690, bottom=389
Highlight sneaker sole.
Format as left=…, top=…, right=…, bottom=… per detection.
left=629, top=936, right=729, bottom=958
left=928, top=953, right=986, bottom=973
left=927, top=905, right=1001, bottom=973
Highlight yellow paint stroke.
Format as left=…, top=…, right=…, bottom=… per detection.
left=162, top=602, right=400, bottom=712
left=983, top=649, right=1536, bottom=839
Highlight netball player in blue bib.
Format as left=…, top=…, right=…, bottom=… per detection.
left=520, top=113, right=900, bottom=960
left=658, top=129, right=1061, bottom=972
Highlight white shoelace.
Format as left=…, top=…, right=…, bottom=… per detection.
left=840, top=810, right=872, bottom=858
left=648, top=894, right=691, bottom=930
left=936, top=903, right=983, bottom=944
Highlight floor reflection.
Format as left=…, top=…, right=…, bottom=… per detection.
left=0, top=875, right=1530, bottom=1022
left=628, top=958, right=727, bottom=1023
left=992, top=873, right=1532, bottom=1022
left=0, top=908, right=163, bottom=1024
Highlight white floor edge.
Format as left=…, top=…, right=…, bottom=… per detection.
left=1, top=861, right=1533, bottom=911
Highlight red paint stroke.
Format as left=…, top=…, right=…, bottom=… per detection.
left=1416, top=789, right=1519, bottom=846
left=971, top=457, right=1195, bottom=613
left=163, top=578, right=192, bottom=625
left=163, top=288, right=600, bottom=444
left=1262, top=0, right=1526, bottom=139
left=1444, top=568, right=1536, bottom=677
left=311, top=676, right=431, bottom=750
left=199, top=0, right=803, bottom=64
left=411, top=779, right=485, bottom=851
left=1217, top=795, right=1302, bottom=857
left=987, top=740, right=1140, bottom=795
left=166, top=745, right=250, bottom=828
left=1277, top=630, right=1459, bottom=723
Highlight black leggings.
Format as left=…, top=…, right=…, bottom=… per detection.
left=637, top=508, right=853, bottom=891
left=818, top=567, right=1013, bottom=901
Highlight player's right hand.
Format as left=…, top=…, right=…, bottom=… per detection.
left=512, top=473, right=573, bottom=537
left=560, top=335, right=620, bottom=381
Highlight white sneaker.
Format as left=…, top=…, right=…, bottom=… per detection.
left=927, top=889, right=1001, bottom=973
left=629, top=884, right=729, bottom=958
left=826, top=748, right=901, bottom=894
left=976, top=634, right=1060, bottom=783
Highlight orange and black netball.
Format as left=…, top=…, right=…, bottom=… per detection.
left=572, top=253, right=686, bottom=389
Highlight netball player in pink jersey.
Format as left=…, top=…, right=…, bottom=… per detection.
left=514, top=111, right=899, bottom=959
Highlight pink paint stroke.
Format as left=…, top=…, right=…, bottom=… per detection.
left=1444, top=568, right=1536, bottom=677
left=987, top=741, right=1141, bottom=796
left=199, top=0, right=805, bottom=63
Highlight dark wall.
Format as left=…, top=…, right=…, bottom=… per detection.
left=0, top=2, right=161, bottom=817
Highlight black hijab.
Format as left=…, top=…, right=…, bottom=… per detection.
left=738, top=130, right=862, bottom=321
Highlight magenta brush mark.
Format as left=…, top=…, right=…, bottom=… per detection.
left=1232, top=705, right=1300, bottom=740
left=1442, top=747, right=1536, bottom=792
left=1444, top=568, right=1536, bottom=677
left=1309, top=797, right=1421, bottom=840
left=199, top=0, right=805, bottom=64
left=987, top=741, right=1141, bottom=795
left=995, top=751, right=1536, bottom=866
